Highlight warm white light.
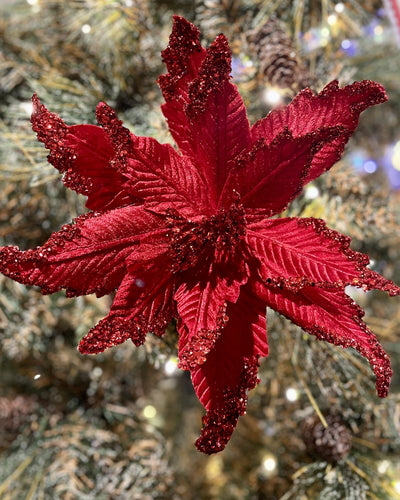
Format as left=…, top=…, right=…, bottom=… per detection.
left=264, top=88, right=282, bottom=106
left=286, top=387, right=299, bottom=402
left=143, top=405, right=157, bottom=419
left=262, top=456, right=277, bottom=472
left=304, top=185, right=320, bottom=200
left=33, top=374, right=41, bottom=380
left=377, top=460, right=390, bottom=474
left=394, top=481, right=400, bottom=494
left=327, top=14, right=338, bottom=26
left=164, top=358, right=178, bottom=375
left=19, top=101, right=33, bottom=115
left=321, top=27, right=330, bottom=38
left=392, top=141, right=400, bottom=171
left=82, top=24, right=92, bottom=34
left=27, top=0, right=38, bottom=5
left=335, top=3, right=345, bottom=13
left=374, top=25, right=383, bottom=36
left=124, top=0, right=134, bottom=5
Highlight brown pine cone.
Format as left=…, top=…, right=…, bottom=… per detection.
left=302, top=414, right=353, bottom=463
left=249, top=18, right=298, bottom=88
left=249, top=17, right=315, bottom=90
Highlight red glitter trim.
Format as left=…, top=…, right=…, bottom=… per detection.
left=178, top=302, right=229, bottom=370
left=158, top=16, right=205, bottom=102
left=195, top=356, right=260, bottom=454
left=261, top=283, right=393, bottom=397
left=297, top=218, right=400, bottom=294
left=95, top=102, right=133, bottom=172
left=31, top=94, right=69, bottom=164
left=79, top=293, right=174, bottom=355
left=168, top=203, right=246, bottom=273
left=306, top=296, right=393, bottom=398
left=187, top=34, right=232, bottom=117
left=79, top=316, right=144, bottom=354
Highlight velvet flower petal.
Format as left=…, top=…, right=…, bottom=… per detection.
left=190, top=285, right=268, bottom=454
left=1, top=16, right=399, bottom=455
left=0, top=205, right=167, bottom=298
left=250, top=80, right=388, bottom=195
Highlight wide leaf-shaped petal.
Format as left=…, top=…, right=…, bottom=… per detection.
left=0, top=205, right=168, bottom=298
left=94, top=102, right=211, bottom=215
left=31, top=95, right=137, bottom=211
left=190, top=285, right=268, bottom=454
left=259, top=282, right=392, bottom=397
left=124, top=134, right=210, bottom=216
left=250, top=80, right=387, bottom=194
left=246, top=217, right=400, bottom=293
left=231, top=126, right=343, bottom=215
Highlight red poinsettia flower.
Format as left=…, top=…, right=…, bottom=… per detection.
left=1, top=16, right=399, bottom=454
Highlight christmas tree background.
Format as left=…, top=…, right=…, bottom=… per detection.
left=0, top=1, right=400, bottom=498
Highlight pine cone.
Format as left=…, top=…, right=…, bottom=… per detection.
left=302, top=414, right=352, bottom=462
left=249, top=18, right=313, bottom=90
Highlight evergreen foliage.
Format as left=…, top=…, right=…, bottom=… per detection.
left=0, top=0, right=399, bottom=498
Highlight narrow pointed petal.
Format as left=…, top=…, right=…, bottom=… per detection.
left=79, top=262, right=176, bottom=354
left=188, top=37, right=251, bottom=206
left=175, top=275, right=243, bottom=370
left=158, top=16, right=206, bottom=102
left=158, top=16, right=206, bottom=156
left=190, top=286, right=268, bottom=454
left=259, top=283, right=392, bottom=397
left=251, top=81, right=387, bottom=187
left=246, top=217, right=400, bottom=293
left=0, top=206, right=169, bottom=298
left=31, top=95, right=138, bottom=210
left=159, top=17, right=251, bottom=208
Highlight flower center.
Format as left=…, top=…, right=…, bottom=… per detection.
left=168, top=204, right=246, bottom=273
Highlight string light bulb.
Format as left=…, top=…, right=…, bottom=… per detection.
left=285, top=387, right=300, bottom=402
left=335, top=3, right=345, bottom=13
left=377, top=460, right=390, bottom=474
left=391, top=141, right=400, bottom=170
left=19, top=102, right=33, bottom=115
left=81, top=24, right=91, bottom=34
left=327, top=14, right=338, bottom=26
left=263, top=88, right=282, bottom=106
left=304, top=185, right=320, bottom=200
left=143, top=405, right=157, bottom=419
left=164, top=357, right=178, bottom=375
left=260, top=453, right=278, bottom=478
